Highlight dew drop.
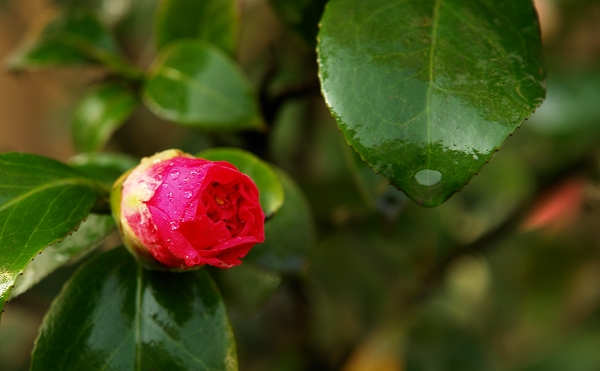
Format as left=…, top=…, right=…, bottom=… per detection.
left=473, top=154, right=479, bottom=160
left=415, top=169, right=442, bottom=186
left=184, top=190, right=193, bottom=199
left=169, top=171, right=180, bottom=180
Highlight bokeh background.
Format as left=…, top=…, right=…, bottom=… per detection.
left=3, top=0, right=600, bottom=370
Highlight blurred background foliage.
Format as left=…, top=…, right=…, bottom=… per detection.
left=2, top=0, right=600, bottom=370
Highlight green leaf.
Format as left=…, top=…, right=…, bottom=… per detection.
left=0, top=153, right=105, bottom=313
left=245, top=169, right=314, bottom=272
left=31, top=247, right=238, bottom=371
left=197, top=148, right=284, bottom=218
left=317, top=0, right=546, bottom=207
left=269, top=0, right=327, bottom=46
left=528, top=71, right=600, bottom=135
left=216, top=263, right=281, bottom=313
left=10, top=214, right=115, bottom=299
left=68, top=152, right=138, bottom=189
left=155, top=0, right=238, bottom=54
left=7, top=10, right=119, bottom=70
left=72, top=82, right=138, bottom=153
left=143, top=40, right=264, bottom=131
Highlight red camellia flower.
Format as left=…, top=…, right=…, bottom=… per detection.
left=112, top=149, right=265, bottom=269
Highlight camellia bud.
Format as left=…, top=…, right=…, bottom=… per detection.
left=111, top=149, right=265, bottom=270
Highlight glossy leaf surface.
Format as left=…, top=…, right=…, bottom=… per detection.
left=31, top=247, right=237, bottom=371
left=318, top=0, right=546, bottom=206
left=72, top=83, right=138, bottom=153
left=10, top=214, right=115, bottom=299
left=155, top=0, right=238, bottom=54
left=144, top=41, right=264, bottom=131
left=69, top=152, right=138, bottom=190
left=197, top=148, right=284, bottom=218
left=246, top=169, right=314, bottom=272
left=269, top=0, right=327, bottom=46
left=0, top=153, right=104, bottom=313
left=7, top=10, right=120, bottom=70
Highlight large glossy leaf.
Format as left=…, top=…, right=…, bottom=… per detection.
left=143, top=41, right=264, bottom=131
left=197, top=148, right=284, bottom=218
left=69, top=152, right=138, bottom=189
left=10, top=214, right=115, bottom=299
left=31, top=247, right=237, bottom=371
left=245, top=169, right=314, bottom=272
left=269, top=0, right=328, bottom=46
left=7, top=10, right=119, bottom=70
left=0, top=153, right=104, bottom=313
left=155, top=0, right=238, bottom=54
left=318, top=0, right=546, bottom=207
left=72, top=83, right=138, bottom=153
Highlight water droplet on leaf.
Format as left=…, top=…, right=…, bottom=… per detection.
left=415, top=169, right=442, bottom=186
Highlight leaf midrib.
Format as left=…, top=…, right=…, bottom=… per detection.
left=0, top=177, right=102, bottom=213
left=158, top=66, right=242, bottom=114
left=425, top=0, right=442, bottom=170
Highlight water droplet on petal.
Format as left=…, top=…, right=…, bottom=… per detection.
left=184, top=190, right=192, bottom=199
left=169, top=171, right=180, bottom=180
left=170, top=221, right=178, bottom=230
left=415, top=169, right=442, bottom=186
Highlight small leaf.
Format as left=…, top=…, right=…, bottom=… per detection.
left=245, top=169, right=314, bottom=272
left=318, top=0, right=546, bottom=207
left=0, top=153, right=105, bottom=313
left=155, top=0, right=238, bottom=54
left=143, top=40, right=264, bottom=131
left=197, top=148, right=284, bottom=218
left=31, top=247, right=238, bottom=371
left=269, top=0, right=328, bottom=46
left=68, top=152, right=138, bottom=189
left=10, top=214, right=115, bottom=299
left=72, top=82, right=138, bottom=153
left=7, top=9, right=120, bottom=70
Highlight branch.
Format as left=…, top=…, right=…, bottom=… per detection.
left=406, top=154, right=595, bottom=305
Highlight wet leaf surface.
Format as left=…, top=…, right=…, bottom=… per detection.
left=318, top=0, right=545, bottom=206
